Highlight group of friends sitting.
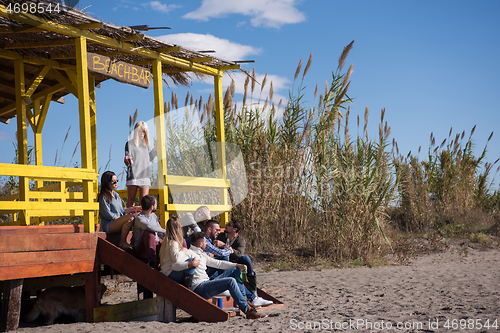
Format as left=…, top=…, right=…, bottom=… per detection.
left=98, top=171, right=271, bottom=319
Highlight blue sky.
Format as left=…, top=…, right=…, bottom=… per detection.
left=1, top=0, right=500, bottom=189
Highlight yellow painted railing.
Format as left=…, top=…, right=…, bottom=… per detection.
left=115, top=175, right=232, bottom=214
left=0, top=163, right=98, bottom=226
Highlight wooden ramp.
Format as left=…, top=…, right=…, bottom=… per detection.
left=97, top=236, right=230, bottom=323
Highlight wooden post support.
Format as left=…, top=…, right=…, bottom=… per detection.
left=85, top=267, right=99, bottom=323
left=213, top=75, right=229, bottom=226
left=0, top=279, right=24, bottom=332
left=75, top=36, right=96, bottom=233
left=88, top=73, right=99, bottom=227
left=157, top=296, right=176, bottom=323
left=14, top=60, right=30, bottom=226
left=152, top=59, right=169, bottom=226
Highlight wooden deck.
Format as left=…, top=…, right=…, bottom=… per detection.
left=0, top=225, right=285, bottom=331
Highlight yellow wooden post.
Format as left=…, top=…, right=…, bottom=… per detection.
left=14, top=60, right=30, bottom=226
left=152, top=59, right=169, bottom=227
left=75, top=36, right=95, bottom=232
left=213, top=75, right=229, bottom=227
left=88, top=73, right=99, bottom=227
left=32, top=99, right=43, bottom=225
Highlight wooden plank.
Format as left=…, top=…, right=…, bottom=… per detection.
left=1, top=248, right=96, bottom=267
left=0, top=279, right=23, bottom=332
left=165, top=203, right=232, bottom=213
left=157, top=296, right=175, bottom=323
left=0, top=225, right=89, bottom=235
left=5, top=39, right=75, bottom=49
left=85, top=263, right=99, bottom=322
left=97, top=237, right=229, bottom=323
left=23, top=274, right=86, bottom=294
left=0, top=261, right=96, bottom=280
left=87, top=52, right=151, bottom=88
left=166, top=175, right=230, bottom=188
left=0, top=163, right=96, bottom=180
left=0, top=200, right=98, bottom=211
left=94, top=297, right=157, bottom=323
left=0, top=233, right=95, bottom=252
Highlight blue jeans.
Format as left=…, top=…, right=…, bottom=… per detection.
left=168, top=258, right=195, bottom=284
left=207, top=255, right=228, bottom=278
left=235, top=255, right=255, bottom=277
left=208, top=255, right=256, bottom=278
left=194, top=267, right=255, bottom=313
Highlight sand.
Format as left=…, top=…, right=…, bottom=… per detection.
left=16, top=245, right=500, bottom=332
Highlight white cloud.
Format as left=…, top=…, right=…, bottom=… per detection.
left=145, top=1, right=181, bottom=14
left=183, top=0, right=305, bottom=28
left=156, top=33, right=261, bottom=61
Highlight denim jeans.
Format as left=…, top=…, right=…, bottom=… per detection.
left=168, top=258, right=195, bottom=284
left=207, top=255, right=228, bottom=278
left=235, top=255, right=255, bottom=277
left=194, top=267, right=255, bottom=313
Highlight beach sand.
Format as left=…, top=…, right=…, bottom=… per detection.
left=16, top=245, right=500, bottom=332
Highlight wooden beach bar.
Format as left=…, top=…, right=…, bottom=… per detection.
left=0, top=0, right=284, bottom=330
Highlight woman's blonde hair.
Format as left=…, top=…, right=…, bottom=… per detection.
left=132, top=121, right=150, bottom=147
left=165, top=215, right=184, bottom=248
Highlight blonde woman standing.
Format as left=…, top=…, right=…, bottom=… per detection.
left=125, top=121, right=157, bottom=208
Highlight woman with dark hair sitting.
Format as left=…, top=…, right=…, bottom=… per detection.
left=98, top=171, right=141, bottom=249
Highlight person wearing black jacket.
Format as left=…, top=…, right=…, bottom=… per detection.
left=217, top=220, right=262, bottom=297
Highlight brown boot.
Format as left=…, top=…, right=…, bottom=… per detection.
left=245, top=307, right=267, bottom=319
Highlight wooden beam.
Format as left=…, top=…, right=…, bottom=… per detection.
left=0, top=224, right=93, bottom=236
left=0, top=83, right=65, bottom=118
left=85, top=261, right=100, bottom=322
left=165, top=203, right=232, bottom=213
left=217, top=64, right=240, bottom=71
left=190, top=57, right=213, bottom=63
left=50, top=67, right=78, bottom=97
left=93, top=297, right=157, bottom=323
left=4, top=39, right=75, bottom=49
left=25, top=65, right=50, bottom=98
left=214, top=75, right=229, bottom=226
left=0, top=200, right=98, bottom=212
left=2, top=249, right=96, bottom=267
left=120, top=34, right=145, bottom=41
left=49, top=53, right=76, bottom=59
left=0, top=26, right=44, bottom=33
left=0, top=233, right=96, bottom=252
left=0, top=5, right=221, bottom=76
left=75, top=36, right=96, bottom=233
left=0, top=261, right=96, bottom=280
left=0, top=163, right=96, bottom=179
left=0, top=279, right=23, bottom=332
left=14, top=60, right=30, bottom=226
left=165, top=175, right=230, bottom=188
left=73, top=22, right=103, bottom=30
left=0, top=91, right=16, bottom=102
left=153, top=59, right=168, bottom=225
left=0, top=47, right=23, bottom=60
left=154, top=46, right=180, bottom=53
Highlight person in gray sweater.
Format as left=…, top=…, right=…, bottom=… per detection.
left=125, top=121, right=157, bottom=208
left=133, top=194, right=165, bottom=268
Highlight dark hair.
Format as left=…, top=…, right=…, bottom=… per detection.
left=190, top=232, right=206, bottom=246
left=231, top=220, right=243, bottom=233
left=141, top=194, right=156, bottom=211
left=98, top=171, right=116, bottom=203
left=205, top=219, right=220, bottom=231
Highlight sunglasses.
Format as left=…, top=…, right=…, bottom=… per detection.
left=111, top=180, right=118, bottom=185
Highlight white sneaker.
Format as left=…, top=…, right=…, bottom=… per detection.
left=216, top=290, right=232, bottom=297
left=249, top=296, right=273, bottom=307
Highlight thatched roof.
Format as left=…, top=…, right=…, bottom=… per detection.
left=0, top=0, right=240, bottom=123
